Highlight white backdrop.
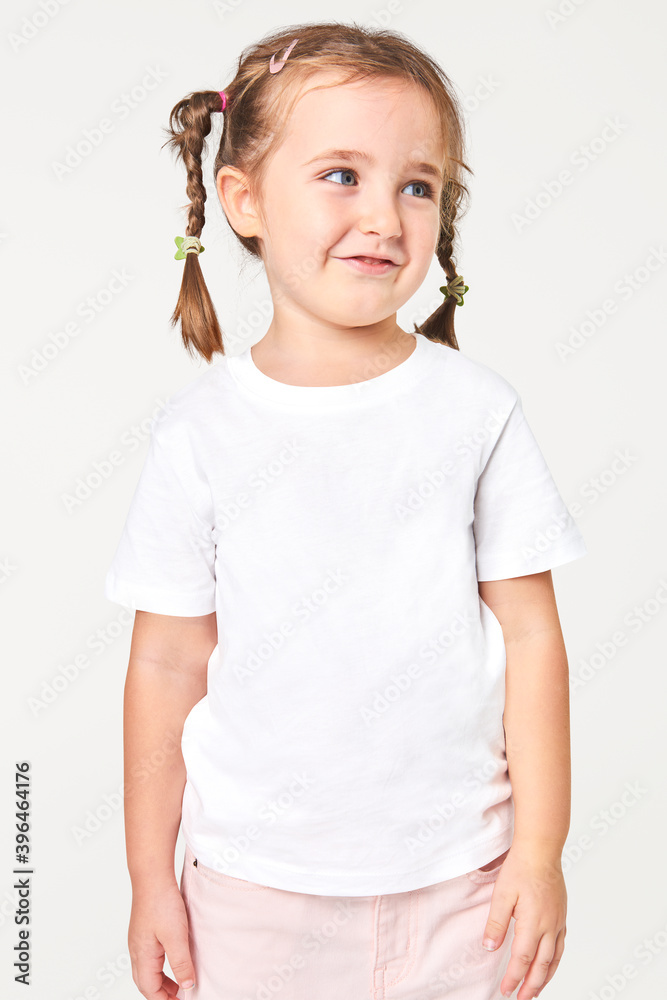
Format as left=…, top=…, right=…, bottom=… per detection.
left=2, top=1, right=666, bottom=998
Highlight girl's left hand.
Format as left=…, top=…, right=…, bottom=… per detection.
left=481, top=844, right=567, bottom=999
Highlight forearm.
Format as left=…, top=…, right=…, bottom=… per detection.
left=503, top=628, right=571, bottom=859
left=123, top=659, right=205, bottom=889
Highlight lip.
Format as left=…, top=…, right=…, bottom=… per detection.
left=336, top=255, right=399, bottom=275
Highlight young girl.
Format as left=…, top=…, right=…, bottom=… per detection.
left=105, top=22, right=587, bottom=1000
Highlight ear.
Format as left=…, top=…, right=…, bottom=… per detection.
left=216, top=165, right=263, bottom=239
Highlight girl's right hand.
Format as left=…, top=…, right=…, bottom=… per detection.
left=128, top=876, right=195, bottom=999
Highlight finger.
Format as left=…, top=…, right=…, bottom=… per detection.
left=133, top=952, right=177, bottom=1000
left=498, top=927, right=542, bottom=998
left=164, top=932, right=197, bottom=994
left=482, top=885, right=516, bottom=951
left=514, top=933, right=557, bottom=1000
left=534, top=927, right=566, bottom=996
left=160, top=972, right=184, bottom=996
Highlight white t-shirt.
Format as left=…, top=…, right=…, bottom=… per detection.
left=105, top=333, right=587, bottom=895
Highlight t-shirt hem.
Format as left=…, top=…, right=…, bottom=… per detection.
left=104, top=573, right=216, bottom=617
left=476, top=535, right=588, bottom=582
left=185, top=826, right=515, bottom=896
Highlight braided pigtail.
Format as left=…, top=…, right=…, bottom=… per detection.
left=162, top=91, right=226, bottom=362
left=414, top=176, right=468, bottom=351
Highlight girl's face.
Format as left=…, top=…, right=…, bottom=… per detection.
left=242, top=73, right=446, bottom=337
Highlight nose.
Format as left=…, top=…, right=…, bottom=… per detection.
left=356, top=185, right=402, bottom=240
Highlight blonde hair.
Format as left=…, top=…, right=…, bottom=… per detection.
left=162, top=21, right=473, bottom=362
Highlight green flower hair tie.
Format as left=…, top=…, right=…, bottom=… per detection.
left=439, top=274, right=469, bottom=306
left=174, top=235, right=205, bottom=260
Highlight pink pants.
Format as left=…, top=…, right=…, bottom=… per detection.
left=175, top=844, right=514, bottom=1000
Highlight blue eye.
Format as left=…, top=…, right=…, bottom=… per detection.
left=322, top=169, right=357, bottom=187
left=403, top=181, right=433, bottom=199
left=321, top=168, right=434, bottom=199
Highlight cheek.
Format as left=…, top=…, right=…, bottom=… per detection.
left=412, top=207, right=440, bottom=242
left=294, top=208, right=343, bottom=264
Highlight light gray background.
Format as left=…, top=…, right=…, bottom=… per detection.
left=2, top=1, right=666, bottom=997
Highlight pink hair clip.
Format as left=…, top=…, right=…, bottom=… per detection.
left=269, top=37, right=299, bottom=74
left=218, top=90, right=227, bottom=111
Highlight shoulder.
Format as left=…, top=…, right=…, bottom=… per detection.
left=147, top=359, right=234, bottom=472
left=420, top=336, right=521, bottom=414
left=151, top=358, right=229, bottom=444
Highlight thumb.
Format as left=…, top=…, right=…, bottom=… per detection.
left=482, top=896, right=513, bottom=952
left=164, top=931, right=196, bottom=992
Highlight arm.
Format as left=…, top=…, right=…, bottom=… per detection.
left=478, top=569, right=570, bottom=1000
left=124, top=610, right=217, bottom=999
left=479, top=569, right=571, bottom=858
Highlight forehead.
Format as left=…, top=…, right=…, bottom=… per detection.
left=280, top=71, right=444, bottom=162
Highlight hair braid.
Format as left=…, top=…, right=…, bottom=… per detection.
left=414, top=177, right=463, bottom=350
left=162, top=91, right=225, bottom=361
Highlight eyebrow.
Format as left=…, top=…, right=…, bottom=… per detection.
left=303, top=148, right=444, bottom=184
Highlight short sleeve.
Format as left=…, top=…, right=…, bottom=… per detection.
left=104, top=428, right=216, bottom=616
left=473, top=394, right=587, bottom=581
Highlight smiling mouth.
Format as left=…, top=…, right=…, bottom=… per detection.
left=344, top=255, right=396, bottom=265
